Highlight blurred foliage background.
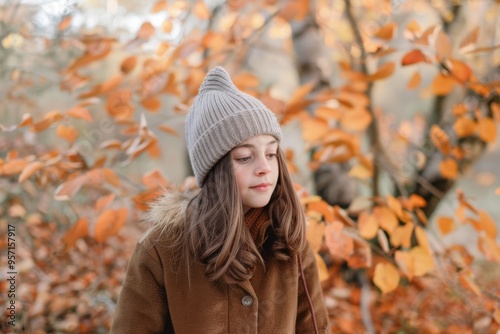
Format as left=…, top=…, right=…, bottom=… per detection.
left=1, top=0, right=500, bottom=333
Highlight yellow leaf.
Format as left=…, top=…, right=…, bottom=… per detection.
left=410, top=246, right=435, bottom=277
left=391, top=223, right=413, bottom=248
left=439, top=158, right=458, bottom=180
left=56, top=124, right=78, bottom=143
left=18, top=161, right=44, bottom=182
left=302, top=117, right=329, bottom=142
left=395, top=250, right=414, bottom=280
left=314, top=253, right=329, bottom=282
left=341, top=108, right=372, bottom=131
left=437, top=216, right=455, bottom=235
left=366, top=62, right=395, bottom=81
left=407, top=71, right=421, bottom=89
left=373, top=22, right=396, bottom=40
left=151, top=0, right=167, bottom=13
left=373, top=262, right=400, bottom=294
left=162, top=20, right=173, bottom=33
left=373, top=206, right=399, bottom=234
left=307, top=218, right=326, bottom=252
left=349, top=164, right=372, bottom=180
left=94, top=208, right=128, bottom=243
left=415, top=226, right=431, bottom=253
left=430, top=125, right=451, bottom=155
left=315, top=106, right=341, bottom=121
left=449, top=59, right=472, bottom=83
left=62, top=218, right=88, bottom=250
left=358, top=212, right=378, bottom=239
left=194, top=1, right=210, bottom=19
left=431, top=73, right=455, bottom=96
left=477, top=117, right=496, bottom=143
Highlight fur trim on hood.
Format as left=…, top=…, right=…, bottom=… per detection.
left=139, top=190, right=197, bottom=243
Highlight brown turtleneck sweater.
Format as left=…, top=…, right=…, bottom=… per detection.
left=244, top=208, right=270, bottom=246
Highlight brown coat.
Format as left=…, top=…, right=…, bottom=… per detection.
left=111, top=191, right=329, bottom=334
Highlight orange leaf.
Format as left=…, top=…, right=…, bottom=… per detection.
left=373, top=206, right=399, bottom=234
left=373, top=262, right=400, bottom=294
left=391, top=223, right=413, bottom=248
left=100, top=139, right=123, bottom=150
left=404, top=19, right=421, bottom=40
left=232, top=72, right=260, bottom=90
left=18, top=113, right=33, bottom=127
left=449, top=59, right=472, bottom=83
left=137, top=22, right=155, bottom=40
left=430, top=125, right=451, bottom=155
left=142, top=169, right=168, bottom=188
left=340, top=108, right=372, bottom=131
left=120, top=56, right=137, bottom=74
left=54, top=174, right=87, bottom=201
left=306, top=218, right=326, bottom=252
left=202, top=31, right=226, bottom=52
left=435, top=30, right=452, bottom=58
left=194, top=1, right=210, bottom=19
left=302, top=117, right=328, bottom=142
left=477, top=117, right=496, bottom=143
left=458, top=269, right=482, bottom=297
left=478, top=234, right=500, bottom=261
left=141, top=96, right=161, bottom=112
left=58, top=15, right=72, bottom=30
left=18, top=161, right=44, bottom=182
left=458, top=26, right=480, bottom=54
left=366, top=62, right=395, bottom=81
left=66, top=106, right=92, bottom=122
left=95, top=193, right=116, bottom=211
left=62, top=218, right=88, bottom=249
left=100, top=74, right=123, bottom=94
left=151, top=0, right=167, bottom=13
left=377, top=229, right=390, bottom=253
left=431, top=73, right=455, bottom=95
left=315, top=106, right=341, bottom=121
left=358, top=212, right=378, bottom=239
left=478, top=210, right=497, bottom=239
left=158, top=125, right=178, bottom=135
left=348, top=164, right=372, bottom=180
left=401, top=49, right=427, bottom=66
left=56, top=124, right=78, bottom=143
left=493, top=309, right=500, bottom=325
left=407, top=71, right=421, bottom=89
left=325, top=221, right=354, bottom=260
left=307, top=200, right=334, bottom=222
left=94, top=208, right=128, bottom=243
left=453, top=116, right=475, bottom=138
left=437, top=216, right=455, bottom=235
left=373, top=22, right=396, bottom=40
left=162, top=20, right=173, bottom=33
left=439, top=158, right=458, bottom=180
left=491, top=102, right=500, bottom=122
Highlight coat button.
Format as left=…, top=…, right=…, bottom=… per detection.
left=241, top=295, right=253, bottom=307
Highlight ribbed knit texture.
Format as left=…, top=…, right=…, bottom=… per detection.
left=185, top=66, right=282, bottom=186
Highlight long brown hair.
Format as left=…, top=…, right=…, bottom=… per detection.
left=184, top=146, right=307, bottom=284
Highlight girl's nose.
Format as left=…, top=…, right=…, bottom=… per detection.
left=256, top=156, right=271, bottom=175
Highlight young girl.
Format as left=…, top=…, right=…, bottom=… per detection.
left=111, top=67, right=329, bottom=333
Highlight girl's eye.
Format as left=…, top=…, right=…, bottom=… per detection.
left=267, top=153, right=277, bottom=159
left=236, top=156, right=251, bottom=163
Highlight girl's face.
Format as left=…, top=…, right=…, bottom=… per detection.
left=230, top=135, right=279, bottom=212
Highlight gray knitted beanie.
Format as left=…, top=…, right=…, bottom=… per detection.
left=185, top=66, right=282, bottom=187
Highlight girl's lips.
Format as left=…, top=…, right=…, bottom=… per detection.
left=250, top=183, right=272, bottom=191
